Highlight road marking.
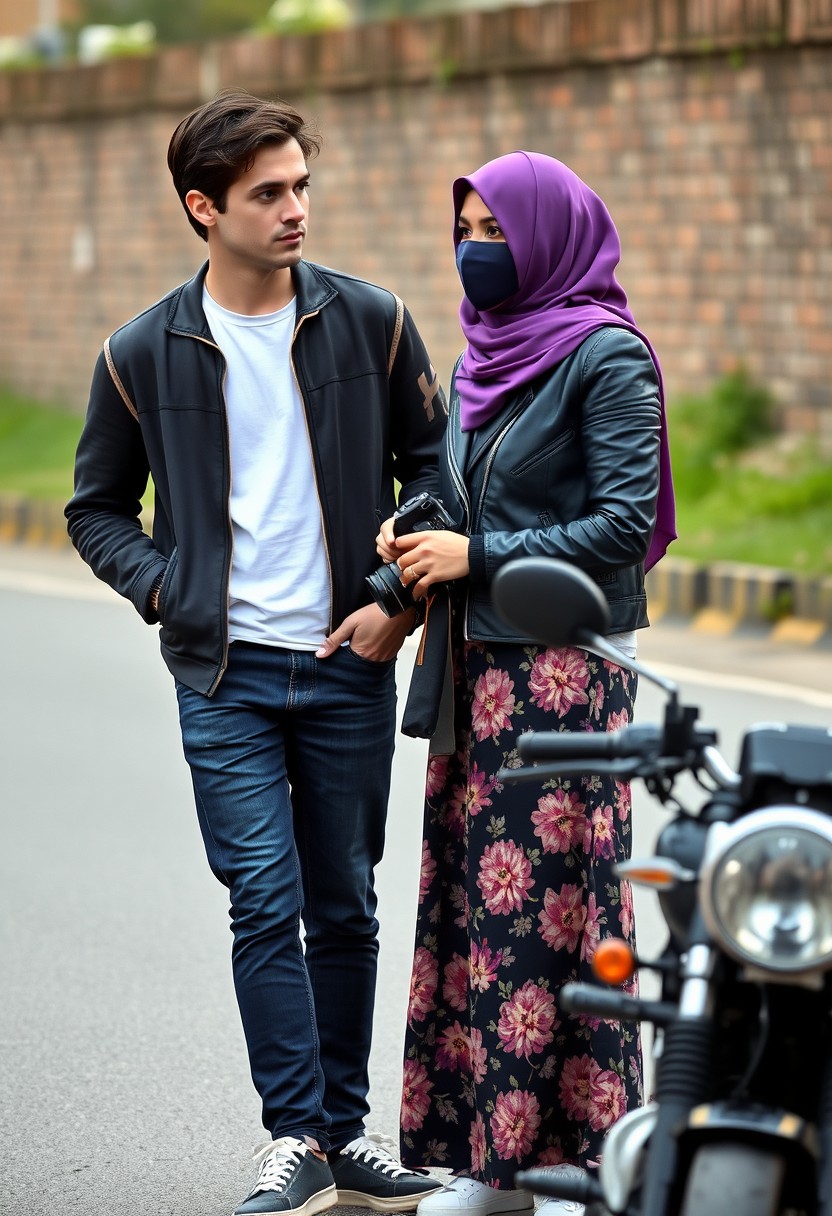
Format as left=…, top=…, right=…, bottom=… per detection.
left=0, top=568, right=122, bottom=603
left=649, top=660, right=832, bottom=711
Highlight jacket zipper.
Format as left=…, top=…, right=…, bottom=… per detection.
left=289, top=309, right=334, bottom=632
left=459, top=399, right=525, bottom=641
left=188, top=332, right=233, bottom=697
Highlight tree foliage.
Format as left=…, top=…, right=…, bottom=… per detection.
left=76, top=0, right=274, bottom=43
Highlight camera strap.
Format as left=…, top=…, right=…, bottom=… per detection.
left=401, top=586, right=456, bottom=755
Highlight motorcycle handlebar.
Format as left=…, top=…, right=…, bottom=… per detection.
left=517, top=724, right=663, bottom=763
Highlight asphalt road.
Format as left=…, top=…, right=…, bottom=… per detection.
left=3, top=544, right=832, bottom=1216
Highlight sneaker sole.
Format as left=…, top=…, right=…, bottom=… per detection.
left=334, top=1189, right=441, bottom=1212
left=235, top=1183, right=338, bottom=1216
left=414, top=1200, right=534, bottom=1216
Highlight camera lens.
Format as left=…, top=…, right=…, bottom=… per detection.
left=365, top=560, right=416, bottom=618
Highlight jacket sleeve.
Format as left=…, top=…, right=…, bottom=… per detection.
left=468, top=329, right=662, bottom=584
left=65, top=346, right=167, bottom=622
left=388, top=304, right=448, bottom=505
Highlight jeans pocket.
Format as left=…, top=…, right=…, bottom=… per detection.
left=345, top=644, right=397, bottom=671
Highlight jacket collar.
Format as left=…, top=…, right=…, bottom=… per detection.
left=166, top=259, right=337, bottom=337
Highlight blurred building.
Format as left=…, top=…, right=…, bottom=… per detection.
left=2, top=0, right=80, bottom=38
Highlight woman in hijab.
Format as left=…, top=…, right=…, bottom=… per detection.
left=378, top=151, right=675, bottom=1216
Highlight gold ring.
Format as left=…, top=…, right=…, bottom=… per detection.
left=407, top=565, right=417, bottom=582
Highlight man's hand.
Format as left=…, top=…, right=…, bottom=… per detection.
left=315, top=602, right=417, bottom=661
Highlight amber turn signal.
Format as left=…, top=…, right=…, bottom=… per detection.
left=592, top=939, right=636, bottom=986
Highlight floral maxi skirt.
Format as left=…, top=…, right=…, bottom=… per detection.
left=399, top=639, right=643, bottom=1188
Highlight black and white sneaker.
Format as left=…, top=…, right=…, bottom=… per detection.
left=330, top=1132, right=443, bottom=1211
left=234, top=1136, right=337, bottom=1216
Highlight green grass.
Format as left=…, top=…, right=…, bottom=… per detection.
left=0, top=389, right=84, bottom=501
left=2, top=379, right=832, bottom=574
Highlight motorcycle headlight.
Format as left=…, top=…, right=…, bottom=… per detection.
left=700, top=808, right=832, bottom=973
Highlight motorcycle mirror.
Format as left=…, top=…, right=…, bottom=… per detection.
left=491, top=557, right=679, bottom=701
left=492, top=557, right=611, bottom=645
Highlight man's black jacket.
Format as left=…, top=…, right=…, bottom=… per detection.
left=66, top=261, right=447, bottom=694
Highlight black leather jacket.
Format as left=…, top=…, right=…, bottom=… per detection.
left=66, top=260, right=447, bottom=694
left=441, top=326, right=662, bottom=641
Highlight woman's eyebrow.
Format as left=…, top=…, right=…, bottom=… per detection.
left=458, top=212, right=498, bottom=226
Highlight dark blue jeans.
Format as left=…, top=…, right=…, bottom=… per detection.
left=175, top=641, right=397, bottom=1150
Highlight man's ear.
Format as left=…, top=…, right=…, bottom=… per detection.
left=185, top=189, right=217, bottom=231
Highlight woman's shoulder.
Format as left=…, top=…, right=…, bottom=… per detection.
left=578, top=324, right=654, bottom=368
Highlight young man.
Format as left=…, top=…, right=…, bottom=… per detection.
left=66, top=90, right=446, bottom=1216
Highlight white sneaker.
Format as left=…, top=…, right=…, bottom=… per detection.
left=532, top=1165, right=587, bottom=1216
left=417, top=1177, right=534, bottom=1216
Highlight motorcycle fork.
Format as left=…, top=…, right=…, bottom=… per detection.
left=639, top=942, right=717, bottom=1216
left=818, top=1050, right=832, bottom=1216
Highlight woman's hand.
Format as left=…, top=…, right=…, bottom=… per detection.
left=394, top=530, right=470, bottom=599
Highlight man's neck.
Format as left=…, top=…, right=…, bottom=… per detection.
left=204, top=263, right=296, bottom=316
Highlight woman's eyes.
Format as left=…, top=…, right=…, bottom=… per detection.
left=457, top=224, right=503, bottom=240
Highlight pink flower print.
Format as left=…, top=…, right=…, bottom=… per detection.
left=588, top=1068, right=628, bottom=1131
left=426, top=754, right=449, bottom=798
left=419, top=841, right=437, bottom=904
left=591, top=680, right=606, bottom=721
left=537, top=1145, right=565, bottom=1166
left=471, top=667, right=516, bottom=742
left=538, top=884, right=587, bottom=953
left=580, top=892, right=604, bottom=963
left=477, top=839, right=534, bottom=916
left=470, top=939, right=499, bottom=992
left=619, top=881, right=635, bottom=938
left=468, top=1026, right=488, bottom=1083
left=443, top=791, right=467, bottom=839
left=604, top=659, right=630, bottom=691
left=409, top=947, right=438, bottom=1022
left=469, top=1113, right=487, bottom=1174
left=614, top=779, right=631, bottom=822
left=531, top=787, right=586, bottom=854
left=497, top=980, right=557, bottom=1059
left=528, top=648, right=590, bottom=717
left=491, top=1089, right=542, bottom=1161
left=590, top=804, right=616, bottom=860
left=436, top=1020, right=470, bottom=1072
left=450, top=883, right=470, bottom=929
left=463, top=762, right=497, bottom=818
left=607, top=707, right=630, bottom=733
left=443, top=953, right=469, bottom=1012
left=401, top=1057, right=433, bottom=1132
left=558, top=1054, right=600, bottom=1122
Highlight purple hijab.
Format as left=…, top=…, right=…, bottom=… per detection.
left=453, top=151, right=676, bottom=571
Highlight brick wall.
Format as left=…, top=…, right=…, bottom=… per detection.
left=1, top=0, right=831, bottom=440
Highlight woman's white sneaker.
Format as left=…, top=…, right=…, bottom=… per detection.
left=416, top=1177, right=534, bottom=1216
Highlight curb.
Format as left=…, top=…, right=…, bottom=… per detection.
left=2, top=496, right=831, bottom=644
left=0, top=496, right=73, bottom=549
left=646, top=557, right=832, bottom=645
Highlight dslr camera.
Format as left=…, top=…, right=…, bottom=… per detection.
left=366, top=491, right=455, bottom=618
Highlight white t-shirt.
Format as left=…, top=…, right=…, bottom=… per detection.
left=203, top=289, right=330, bottom=650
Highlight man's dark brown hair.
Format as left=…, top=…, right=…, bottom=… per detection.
left=167, top=89, right=322, bottom=240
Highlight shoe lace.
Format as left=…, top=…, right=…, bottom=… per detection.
left=250, top=1137, right=306, bottom=1195
left=345, top=1132, right=411, bottom=1178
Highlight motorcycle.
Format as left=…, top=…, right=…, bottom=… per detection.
left=488, top=556, right=832, bottom=1216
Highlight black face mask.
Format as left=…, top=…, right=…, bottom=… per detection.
left=455, top=241, right=519, bottom=312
